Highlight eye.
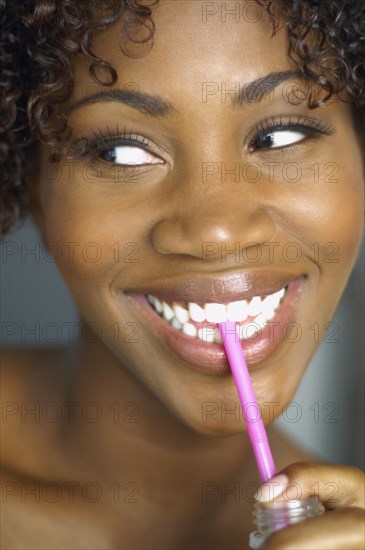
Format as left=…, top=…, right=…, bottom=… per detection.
left=248, top=116, right=336, bottom=153
left=254, top=129, right=306, bottom=149
left=102, top=144, right=164, bottom=166
left=72, top=125, right=167, bottom=167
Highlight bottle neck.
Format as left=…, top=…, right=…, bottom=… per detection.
left=253, top=496, right=323, bottom=534
left=249, top=497, right=324, bottom=549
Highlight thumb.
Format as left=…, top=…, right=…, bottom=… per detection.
left=255, top=461, right=365, bottom=510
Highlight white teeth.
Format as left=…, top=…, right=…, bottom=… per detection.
left=147, top=294, right=163, bottom=313
left=248, top=296, right=262, bottom=316
left=154, top=297, right=163, bottom=313
left=261, top=296, right=276, bottom=320
left=270, top=288, right=285, bottom=309
left=182, top=322, right=197, bottom=337
left=245, top=323, right=259, bottom=338
left=173, top=304, right=190, bottom=324
left=253, top=313, right=267, bottom=329
left=204, top=303, right=227, bottom=323
left=171, top=317, right=183, bottom=330
left=197, top=327, right=215, bottom=343
left=227, top=299, right=248, bottom=322
left=262, top=294, right=273, bottom=307
left=188, top=302, right=205, bottom=323
left=264, top=305, right=276, bottom=320
left=236, top=315, right=267, bottom=340
left=162, top=301, right=174, bottom=321
left=238, top=323, right=258, bottom=339
left=146, top=285, right=288, bottom=342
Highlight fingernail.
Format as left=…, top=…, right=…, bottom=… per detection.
left=254, top=474, right=289, bottom=502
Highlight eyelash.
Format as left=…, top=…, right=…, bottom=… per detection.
left=75, top=116, right=336, bottom=166
left=248, top=115, right=336, bottom=153
left=75, top=125, right=164, bottom=167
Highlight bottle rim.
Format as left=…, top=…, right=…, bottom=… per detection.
left=253, top=495, right=323, bottom=510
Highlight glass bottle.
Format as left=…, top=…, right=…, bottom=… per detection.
left=249, top=496, right=324, bottom=549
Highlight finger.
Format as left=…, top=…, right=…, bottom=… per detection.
left=264, top=507, right=365, bottom=550
left=255, top=461, right=365, bottom=509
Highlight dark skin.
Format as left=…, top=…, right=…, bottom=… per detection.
left=1, top=1, right=364, bottom=548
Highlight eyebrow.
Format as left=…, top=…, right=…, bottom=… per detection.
left=237, top=70, right=309, bottom=104
left=66, top=70, right=309, bottom=116
left=66, top=88, right=174, bottom=117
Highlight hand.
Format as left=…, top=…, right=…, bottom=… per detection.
left=255, top=461, right=365, bottom=550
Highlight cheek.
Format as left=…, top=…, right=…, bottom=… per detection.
left=40, top=176, right=143, bottom=291
left=278, top=155, right=364, bottom=268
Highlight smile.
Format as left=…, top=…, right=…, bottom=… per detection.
left=123, top=271, right=306, bottom=374
left=146, top=287, right=286, bottom=343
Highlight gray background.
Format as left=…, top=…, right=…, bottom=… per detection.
left=1, top=217, right=364, bottom=468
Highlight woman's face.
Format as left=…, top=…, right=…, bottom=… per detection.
left=36, top=1, right=364, bottom=434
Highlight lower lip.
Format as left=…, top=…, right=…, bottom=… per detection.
left=124, top=277, right=306, bottom=375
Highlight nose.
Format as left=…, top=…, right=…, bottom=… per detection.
left=151, top=182, right=277, bottom=262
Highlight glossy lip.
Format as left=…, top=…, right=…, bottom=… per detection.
left=121, top=273, right=306, bottom=375
left=124, top=270, right=297, bottom=304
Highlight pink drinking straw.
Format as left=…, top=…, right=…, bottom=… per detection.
left=218, top=320, right=276, bottom=483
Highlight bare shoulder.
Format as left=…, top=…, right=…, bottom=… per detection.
left=0, top=348, right=113, bottom=548
left=1, top=344, right=72, bottom=408
left=1, top=346, right=73, bottom=476
left=1, top=348, right=109, bottom=548
left=1, top=345, right=72, bottom=401
left=0, top=466, right=112, bottom=550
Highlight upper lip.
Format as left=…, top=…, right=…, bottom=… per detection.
left=124, top=270, right=305, bottom=304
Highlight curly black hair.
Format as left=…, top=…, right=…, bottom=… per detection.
left=1, top=0, right=364, bottom=235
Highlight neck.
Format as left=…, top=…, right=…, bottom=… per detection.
left=63, top=335, right=258, bottom=545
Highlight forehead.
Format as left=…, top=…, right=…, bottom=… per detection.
left=70, top=1, right=294, bottom=103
